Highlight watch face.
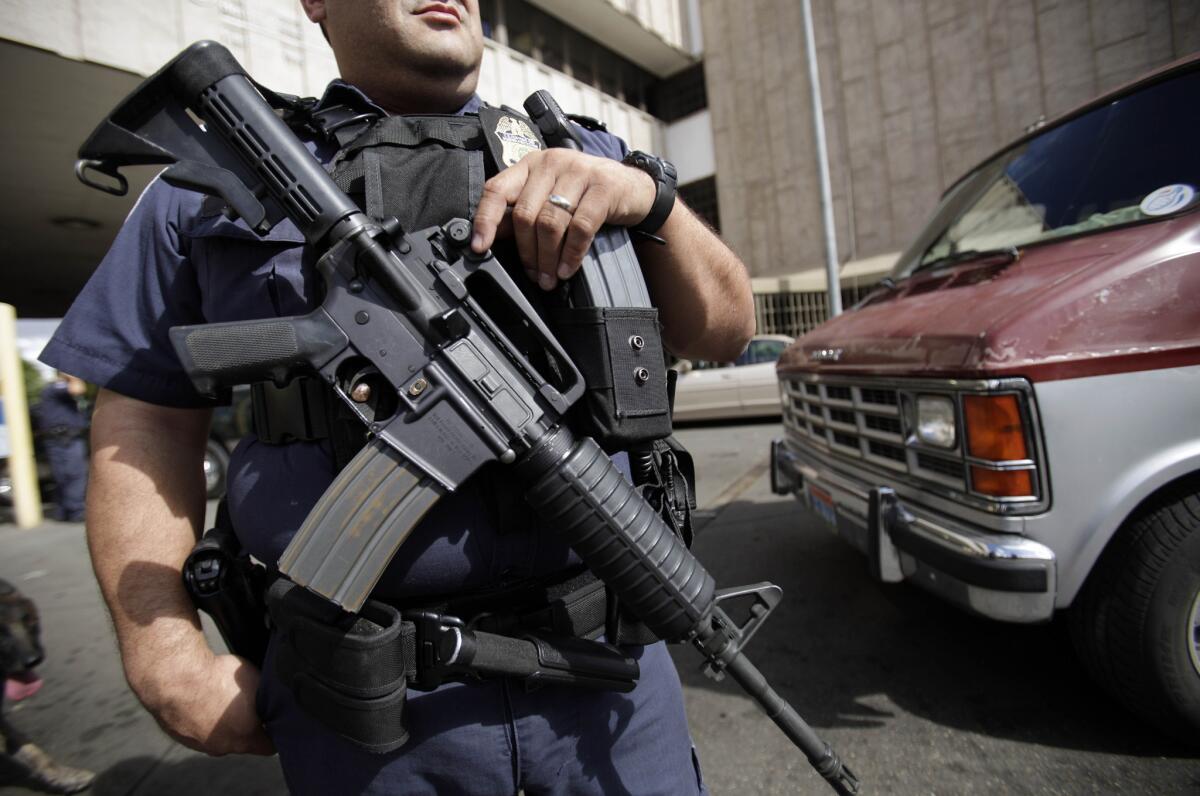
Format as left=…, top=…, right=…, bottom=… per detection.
left=626, top=151, right=670, bottom=182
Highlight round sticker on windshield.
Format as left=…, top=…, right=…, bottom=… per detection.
left=1139, top=184, right=1196, bottom=217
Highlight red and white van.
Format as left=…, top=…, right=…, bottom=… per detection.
left=771, top=56, right=1200, bottom=741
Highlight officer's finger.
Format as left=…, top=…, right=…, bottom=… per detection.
left=472, top=164, right=527, bottom=253
left=508, top=165, right=559, bottom=286
left=534, top=174, right=588, bottom=289
left=558, top=181, right=610, bottom=281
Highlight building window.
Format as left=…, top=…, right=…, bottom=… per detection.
left=505, top=0, right=537, bottom=58
left=654, top=64, right=707, bottom=122
left=496, top=0, right=662, bottom=117
left=679, top=176, right=719, bottom=233
left=535, top=11, right=565, bottom=72
left=622, top=60, right=654, bottom=110
left=565, top=27, right=596, bottom=86
left=596, top=49, right=622, bottom=99
left=479, top=0, right=498, bottom=40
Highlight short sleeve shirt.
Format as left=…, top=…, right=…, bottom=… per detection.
left=41, top=82, right=629, bottom=599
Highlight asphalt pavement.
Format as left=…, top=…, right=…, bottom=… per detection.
left=1, top=419, right=1197, bottom=794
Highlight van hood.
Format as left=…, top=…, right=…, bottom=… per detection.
left=778, top=217, right=1200, bottom=382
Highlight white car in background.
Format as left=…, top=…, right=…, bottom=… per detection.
left=672, top=335, right=794, bottom=422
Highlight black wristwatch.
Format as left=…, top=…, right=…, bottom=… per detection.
left=622, top=150, right=677, bottom=238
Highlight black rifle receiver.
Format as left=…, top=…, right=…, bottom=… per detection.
left=76, top=41, right=858, bottom=795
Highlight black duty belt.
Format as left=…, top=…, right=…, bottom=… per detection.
left=266, top=569, right=650, bottom=754
left=399, top=566, right=656, bottom=644
left=268, top=569, right=652, bottom=758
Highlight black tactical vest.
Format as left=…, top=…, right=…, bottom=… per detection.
left=314, top=104, right=675, bottom=452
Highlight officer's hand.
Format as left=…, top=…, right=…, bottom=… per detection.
left=149, top=653, right=275, bottom=756
left=471, top=148, right=656, bottom=290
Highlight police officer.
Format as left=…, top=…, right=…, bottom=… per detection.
left=42, top=1, right=755, bottom=792
left=30, top=372, right=89, bottom=523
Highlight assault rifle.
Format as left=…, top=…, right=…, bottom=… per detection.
left=76, top=41, right=859, bottom=794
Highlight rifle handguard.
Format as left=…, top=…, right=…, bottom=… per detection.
left=519, top=425, right=715, bottom=641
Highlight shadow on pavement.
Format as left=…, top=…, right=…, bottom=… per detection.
left=90, top=754, right=285, bottom=796
left=677, top=494, right=1198, bottom=761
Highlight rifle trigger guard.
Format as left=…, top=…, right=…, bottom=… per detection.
left=75, top=159, right=128, bottom=196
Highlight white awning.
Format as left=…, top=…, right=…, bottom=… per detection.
left=750, top=251, right=900, bottom=293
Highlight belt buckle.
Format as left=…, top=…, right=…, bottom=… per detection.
left=407, top=610, right=466, bottom=691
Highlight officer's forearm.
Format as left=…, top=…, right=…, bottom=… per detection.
left=637, top=200, right=755, bottom=362
left=86, top=390, right=215, bottom=710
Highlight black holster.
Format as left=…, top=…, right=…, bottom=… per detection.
left=182, top=503, right=272, bottom=668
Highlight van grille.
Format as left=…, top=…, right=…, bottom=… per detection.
left=779, top=374, right=1045, bottom=511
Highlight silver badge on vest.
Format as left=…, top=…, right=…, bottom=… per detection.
left=479, top=106, right=544, bottom=170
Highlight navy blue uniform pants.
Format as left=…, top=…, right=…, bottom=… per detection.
left=43, top=437, right=88, bottom=521
left=257, top=639, right=707, bottom=795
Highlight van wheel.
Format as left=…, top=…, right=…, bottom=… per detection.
left=203, top=439, right=230, bottom=500
left=1069, top=484, right=1200, bottom=745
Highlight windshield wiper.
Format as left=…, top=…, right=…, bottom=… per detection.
left=914, top=246, right=1020, bottom=274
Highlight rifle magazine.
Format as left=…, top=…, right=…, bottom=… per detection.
left=279, top=437, right=444, bottom=612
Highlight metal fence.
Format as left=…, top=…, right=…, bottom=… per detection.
left=753, top=284, right=875, bottom=338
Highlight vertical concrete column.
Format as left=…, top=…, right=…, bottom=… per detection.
left=0, top=303, right=42, bottom=527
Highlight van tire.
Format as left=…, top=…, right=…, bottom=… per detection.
left=1069, top=484, right=1200, bottom=745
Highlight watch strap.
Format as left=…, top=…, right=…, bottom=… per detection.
left=622, top=150, right=677, bottom=236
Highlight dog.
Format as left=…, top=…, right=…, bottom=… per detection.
left=1, top=578, right=95, bottom=794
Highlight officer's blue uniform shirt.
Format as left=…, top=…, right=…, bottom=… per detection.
left=41, top=81, right=705, bottom=795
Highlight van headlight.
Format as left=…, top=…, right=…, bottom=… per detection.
left=916, top=395, right=957, bottom=449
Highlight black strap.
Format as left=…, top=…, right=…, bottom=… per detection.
left=363, top=147, right=386, bottom=219
left=251, top=378, right=330, bottom=444
left=400, top=566, right=655, bottom=645
left=308, top=103, right=381, bottom=147
left=251, top=377, right=367, bottom=469
left=341, top=115, right=486, bottom=152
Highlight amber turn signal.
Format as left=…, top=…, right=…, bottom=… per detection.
left=965, top=394, right=1033, bottom=497
left=963, top=394, right=1028, bottom=461
left=970, top=466, right=1034, bottom=497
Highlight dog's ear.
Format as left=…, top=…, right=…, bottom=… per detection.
left=0, top=580, right=15, bottom=597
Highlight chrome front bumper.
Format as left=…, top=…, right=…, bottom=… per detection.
left=771, top=439, right=1057, bottom=623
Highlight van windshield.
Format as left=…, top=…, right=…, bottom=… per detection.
left=896, top=68, right=1200, bottom=277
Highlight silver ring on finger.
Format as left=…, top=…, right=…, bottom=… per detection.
left=547, top=193, right=574, bottom=213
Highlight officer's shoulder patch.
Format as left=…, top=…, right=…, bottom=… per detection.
left=478, top=106, right=544, bottom=170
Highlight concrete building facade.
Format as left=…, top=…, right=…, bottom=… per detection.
left=0, top=0, right=702, bottom=316
left=700, top=0, right=1200, bottom=301
left=2, top=0, right=1198, bottom=337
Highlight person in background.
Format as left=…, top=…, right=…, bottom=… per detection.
left=30, top=372, right=89, bottom=523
